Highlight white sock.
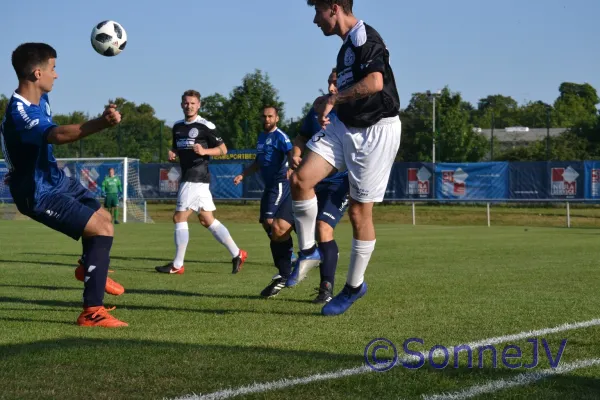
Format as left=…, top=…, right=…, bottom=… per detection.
left=347, top=238, right=376, bottom=287
left=292, top=196, right=318, bottom=251
left=173, top=222, right=189, bottom=268
left=208, top=219, right=240, bottom=258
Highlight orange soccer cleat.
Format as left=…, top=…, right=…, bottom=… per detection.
left=77, top=306, right=128, bottom=328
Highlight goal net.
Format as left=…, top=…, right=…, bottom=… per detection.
left=0, top=157, right=153, bottom=223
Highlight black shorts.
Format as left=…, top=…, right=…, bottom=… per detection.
left=14, top=177, right=101, bottom=241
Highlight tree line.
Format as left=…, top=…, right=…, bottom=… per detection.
left=1, top=70, right=598, bottom=163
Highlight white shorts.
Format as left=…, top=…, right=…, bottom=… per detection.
left=176, top=182, right=216, bottom=212
left=307, top=115, right=401, bottom=203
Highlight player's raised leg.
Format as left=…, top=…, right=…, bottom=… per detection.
left=292, top=119, right=345, bottom=280
left=77, top=210, right=128, bottom=327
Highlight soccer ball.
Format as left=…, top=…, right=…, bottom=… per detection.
left=90, top=20, right=127, bottom=57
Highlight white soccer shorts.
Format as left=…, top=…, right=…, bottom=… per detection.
left=176, top=182, right=216, bottom=212
left=307, top=115, right=401, bottom=203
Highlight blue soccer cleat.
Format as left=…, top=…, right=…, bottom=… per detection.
left=322, top=282, right=368, bottom=316
left=286, top=259, right=301, bottom=287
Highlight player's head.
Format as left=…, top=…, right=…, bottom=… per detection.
left=181, top=90, right=201, bottom=119
left=108, top=168, right=115, bottom=177
left=11, top=42, right=58, bottom=92
left=262, top=106, right=280, bottom=132
left=328, top=67, right=338, bottom=95
left=307, top=0, right=353, bottom=36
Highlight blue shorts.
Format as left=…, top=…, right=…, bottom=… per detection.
left=260, top=181, right=294, bottom=225
left=315, top=178, right=350, bottom=229
left=13, top=177, right=101, bottom=241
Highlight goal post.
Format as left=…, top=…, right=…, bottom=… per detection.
left=0, top=157, right=153, bottom=223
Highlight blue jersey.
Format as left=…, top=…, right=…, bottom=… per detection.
left=256, top=128, right=292, bottom=189
left=0, top=92, right=64, bottom=199
left=299, top=107, right=348, bottom=185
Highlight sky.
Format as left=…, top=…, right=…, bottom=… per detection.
left=1, top=0, right=598, bottom=126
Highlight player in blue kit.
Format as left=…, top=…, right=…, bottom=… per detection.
left=287, top=68, right=349, bottom=304
left=233, top=106, right=295, bottom=297
left=1, top=43, right=127, bottom=327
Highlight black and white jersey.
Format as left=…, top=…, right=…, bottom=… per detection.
left=172, top=115, right=224, bottom=183
left=335, top=20, right=400, bottom=128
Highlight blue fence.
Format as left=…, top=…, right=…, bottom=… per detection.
left=141, top=160, right=600, bottom=202
left=3, top=158, right=600, bottom=202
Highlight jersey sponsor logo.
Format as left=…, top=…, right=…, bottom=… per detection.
left=266, top=138, right=272, bottom=145
left=176, top=138, right=195, bottom=149
left=25, top=119, right=39, bottom=130
left=16, top=102, right=31, bottom=123
left=344, top=47, right=355, bottom=66
left=337, top=69, right=353, bottom=90
left=188, top=128, right=199, bottom=138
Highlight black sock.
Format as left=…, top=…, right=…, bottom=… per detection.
left=345, top=283, right=363, bottom=294
left=318, top=240, right=338, bottom=288
left=270, top=237, right=293, bottom=278
left=81, top=237, right=93, bottom=264
left=300, top=244, right=317, bottom=257
left=82, top=236, right=113, bottom=307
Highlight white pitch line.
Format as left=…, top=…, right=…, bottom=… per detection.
left=171, top=318, right=600, bottom=400
left=422, top=358, right=600, bottom=400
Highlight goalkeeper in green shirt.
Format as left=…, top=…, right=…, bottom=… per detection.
left=101, top=168, right=122, bottom=224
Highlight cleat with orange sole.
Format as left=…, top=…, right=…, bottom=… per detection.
left=232, top=249, right=248, bottom=274
left=77, top=306, right=128, bottom=328
left=75, top=264, right=125, bottom=296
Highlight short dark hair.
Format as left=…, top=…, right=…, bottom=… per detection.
left=12, top=43, right=57, bottom=80
left=182, top=90, right=201, bottom=101
left=263, top=105, right=279, bottom=116
left=307, top=0, right=353, bottom=14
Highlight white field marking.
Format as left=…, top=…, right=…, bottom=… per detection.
left=422, top=358, right=600, bottom=400
left=170, top=318, right=600, bottom=400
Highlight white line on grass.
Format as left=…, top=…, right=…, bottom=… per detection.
left=171, top=318, right=600, bottom=400
left=422, top=358, right=600, bottom=400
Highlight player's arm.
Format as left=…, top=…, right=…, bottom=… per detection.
left=332, top=72, right=383, bottom=104
left=47, top=105, right=120, bottom=145
left=195, top=126, right=228, bottom=156
left=234, top=159, right=259, bottom=185
left=101, top=179, right=107, bottom=196
left=290, top=135, right=308, bottom=170
left=193, top=142, right=227, bottom=156
left=168, top=127, right=178, bottom=161
left=241, top=159, right=259, bottom=177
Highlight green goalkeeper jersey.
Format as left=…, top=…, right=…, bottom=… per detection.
left=102, top=176, right=122, bottom=195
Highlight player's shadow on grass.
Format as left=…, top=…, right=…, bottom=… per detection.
left=0, top=296, right=319, bottom=316
left=20, top=252, right=257, bottom=266
left=0, top=258, right=77, bottom=268
left=0, top=284, right=313, bottom=304
left=1, top=338, right=600, bottom=399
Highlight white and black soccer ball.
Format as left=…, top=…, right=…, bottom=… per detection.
left=90, top=20, right=127, bottom=57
